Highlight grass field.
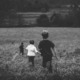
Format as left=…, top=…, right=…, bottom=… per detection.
left=0, top=27, right=80, bottom=80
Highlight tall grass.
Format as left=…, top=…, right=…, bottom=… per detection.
left=0, top=28, right=80, bottom=80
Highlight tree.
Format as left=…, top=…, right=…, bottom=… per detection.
left=36, top=14, right=50, bottom=27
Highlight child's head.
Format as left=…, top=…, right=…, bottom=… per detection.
left=29, top=40, right=34, bottom=44
left=21, top=42, right=23, bottom=45
left=41, top=30, right=49, bottom=39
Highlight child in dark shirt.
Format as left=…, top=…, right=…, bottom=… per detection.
left=38, top=30, right=56, bottom=73
left=19, top=42, right=24, bottom=55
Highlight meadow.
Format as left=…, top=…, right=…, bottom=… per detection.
left=0, top=27, right=80, bottom=80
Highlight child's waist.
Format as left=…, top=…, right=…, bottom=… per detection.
left=27, top=52, right=36, bottom=56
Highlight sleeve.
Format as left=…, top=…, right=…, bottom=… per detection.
left=26, top=46, right=28, bottom=50
left=51, top=41, right=55, bottom=48
left=34, top=47, right=38, bottom=53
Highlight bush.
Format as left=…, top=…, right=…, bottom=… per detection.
left=36, top=14, right=50, bottom=27
left=73, top=9, right=80, bottom=27
left=50, top=13, right=65, bottom=27
left=64, top=13, right=75, bottom=27
left=50, top=12, right=75, bottom=27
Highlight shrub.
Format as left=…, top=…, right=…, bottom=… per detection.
left=50, top=13, right=65, bottom=27
left=73, top=9, right=80, bottom=27
left=50, top=12, right=75, bottom=27
left=64, top=13, right=75, bottom=27
left=36, top=14, right=50, bottom=27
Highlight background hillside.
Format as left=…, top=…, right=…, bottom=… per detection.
left=0, top=0, right=80, bottom=27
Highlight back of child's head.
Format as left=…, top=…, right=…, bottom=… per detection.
left=41, top=30, right=49, bottom=39
left=20, top=42, right=23, bottom=46
left=29, top=40, right=34, bottom=44
left=21, top=42, right=23, bottom=44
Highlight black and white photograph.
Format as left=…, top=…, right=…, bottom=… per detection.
left=0, top=0, right=80, bottom=80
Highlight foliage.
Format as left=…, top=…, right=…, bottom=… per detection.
left=36, top=14, right=50, bottom=27
left=50, top=10, right=78, bottom=27
left=1, top=0, right=80, bottom=27
left=72, top=8, right=80, bottom=27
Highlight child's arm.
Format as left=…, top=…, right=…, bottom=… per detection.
left=36, top=51, right=41, bottom=55
left=53, top=48, right=58, bottom=60
left=34, top=47, right=41, bottom=57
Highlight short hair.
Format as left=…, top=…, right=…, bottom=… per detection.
left=29, top=40, right=34, bottom=44
left=21, top=42, right=23, bottom=44
left=21, top=42, right=23, bottom=45
left=41, top=30, right=49, bottom=39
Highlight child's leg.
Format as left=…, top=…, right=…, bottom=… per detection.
left=46, top=57, right=53, bottom=73
left=22, top=51, right=24, bottom=55
left=42, top=57, right=47, bottom=68
left=31, top=56, right=35, bottom=67
left=28, top=56, right=32, bottom=65
left=48, top=60, right=52, bottom=73
left=28, top=57, right=30, bottom=62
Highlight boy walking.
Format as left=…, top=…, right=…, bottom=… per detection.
left=19, top=42, right=24, bottom=55
left=38, top=30, right=56, bottom=73
left=26, top=40, right=39, bottom=67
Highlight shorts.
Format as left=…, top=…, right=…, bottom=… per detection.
left=28, top=56, right=35, bottom=62
left=43, top=55, right=52, bottom=61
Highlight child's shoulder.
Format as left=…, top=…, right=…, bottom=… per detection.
left=32, top=44, right=36, bottom=47
left=26, top=44, right=31, bottom=48
left=27, top=44, right=35, bottom=47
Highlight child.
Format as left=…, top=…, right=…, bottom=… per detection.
left=38, top=30, right=57, bottom=73
left=26, top=40, right=39, bottom=67
left=19, top=42, right=24, bottom=55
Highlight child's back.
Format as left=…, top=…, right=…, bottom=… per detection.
left=26, top=44, right=38, bottom=56
left=26, top=40, right=38, bottom=67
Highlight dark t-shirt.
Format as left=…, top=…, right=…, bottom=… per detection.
left=19, top=44, right=24, bottom=53
left=38, top=39, right=55, bottom=57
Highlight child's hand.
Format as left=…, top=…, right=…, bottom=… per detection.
left=38, top=52, right=41, bottom=54
left=36, top=52, right=40, bottom=57
left=36, top=51, right=41, bottom=55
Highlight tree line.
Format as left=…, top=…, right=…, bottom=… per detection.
left=0, top=0, right=80, bottom=27
left=0, top=0, right=80, bottom=12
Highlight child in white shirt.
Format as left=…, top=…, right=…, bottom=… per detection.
left=26, top=40, right=39, bottom=67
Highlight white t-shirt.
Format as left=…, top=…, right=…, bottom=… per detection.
left=26, top=44, right=38, bottom=56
